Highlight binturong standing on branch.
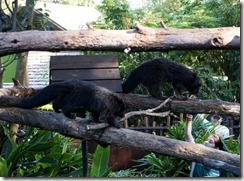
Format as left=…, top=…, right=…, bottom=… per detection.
left=0, top=79, right=125, bottom=128
left=122, top=57, right=202, bottom=100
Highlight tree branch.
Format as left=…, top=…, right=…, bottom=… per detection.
left=0, top=26, right=240, bottom=56
left=0, top=107, right=240, bottom=176
left=119, top=93, right=240, bottom=116
left=119, top=97, right=172, bottom=123
left=87, top=98, right=172, bottom=130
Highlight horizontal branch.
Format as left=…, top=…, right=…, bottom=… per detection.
left=0, top=26, right=240, bottom=56
left=0, top=107, right=240, bottom=175
left=119, top=97, right=172, bottom=123
left=119, top=93, right=240, bottom=117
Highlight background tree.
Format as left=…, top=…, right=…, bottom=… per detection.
left=90, top=0, right=240, bottom=176
left=57, top=0, right=95, bottom=6
left=92, top=0, right=240, bottom=103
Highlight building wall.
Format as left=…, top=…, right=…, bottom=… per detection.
left=3, top=51, right=82, bottom=88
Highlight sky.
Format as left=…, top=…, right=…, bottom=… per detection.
left=126, top=0, right=144, bottom=9
left=31, top=0, right=145, bottom=30
left=35, top=2, right=101, bottom=30
left=93, top=0, right=145, bottom=9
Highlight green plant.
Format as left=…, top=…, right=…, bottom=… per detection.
left=133, top=114, right=239, bottom=177
left=94, top=0, right=133, bottom=30
left=133, top=119, right=189, bottom=177
left=0, top=156, right=8, bottom=177
left=165, top=121, right=185, bottom=140
left=1, top=126, right=80, bottom=177
left=221, top=136, right=240, bottom=155
left=134, top=152, right=189, bottom=177
left=0, top=122, right=114, bottom=177
left=90, top=0, right=240, bottom=103
left=108, top=168, right=145, bottom=177
left=90, top=145, right=112, bottom=177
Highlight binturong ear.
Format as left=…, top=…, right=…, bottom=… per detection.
left=12, top=78, right=21, bottom=86
left=27, top=88, right=37, bottom=96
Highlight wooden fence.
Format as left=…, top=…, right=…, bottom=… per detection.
left=124, top=113, right=240, bottom=138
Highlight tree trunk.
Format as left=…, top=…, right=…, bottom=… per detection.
left=11, top=53, right=29, bottom=142
left=0, top=107, right=240, bottom=176
left=119, top=93, right=240, bottom=116
left=15, top=52, right=29, bottom=86
left=0, top=26, right=240, bottom=56
left=0, top=58, right=4, bottom=88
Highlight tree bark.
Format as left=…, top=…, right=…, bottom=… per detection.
left=119, top=93, right=240, bottom=116
left=0, top=58, right=4, bottom=88
left=0, top=26, right=240, bottom=56
left=0, top=107, right=240, bottom=176
left=15, top=52, right=29, bottom=86
left=11, top=52, right=29, bottom=142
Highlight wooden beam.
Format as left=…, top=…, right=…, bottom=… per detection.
left=0, top=107, right=240, bottom=176
left=119, top=93, right=240, bottom=116
left=0, top=26, right=240, bottom=56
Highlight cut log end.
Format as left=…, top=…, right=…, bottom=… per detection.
left=211, top=36, right=224, bottom=47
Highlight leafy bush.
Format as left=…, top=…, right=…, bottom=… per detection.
left=91, top=0, right=240, bottom=103
left=0, top=124, right=112, bottom=177
left=130, top=115, right=239, bottom=177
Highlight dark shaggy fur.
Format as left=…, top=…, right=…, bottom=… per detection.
left=122, top=57, right=202, bottom=100
left=0, top=80, right=125, bottom=128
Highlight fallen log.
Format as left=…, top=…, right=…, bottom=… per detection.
left=119, top=93, right=240, bottom=116
left=0, top=26, right=240, bottom=56
left=0, top=107, right=240, bottom=176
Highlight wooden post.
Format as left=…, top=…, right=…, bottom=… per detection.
left=144, top=117, right=149, bottom=133
left=153, top=121, right=156, bottom=135
left=124, top=119, right=128, bottom=128
left=167, top=116, right=171, bottom=127
left=159, top=123, right=163, bottom=136
left=137, top=119, right=141, bottom=127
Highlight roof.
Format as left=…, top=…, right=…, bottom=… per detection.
left=35, top=2, right=101, bottom=30
left=3, top=3, right=101, bottom=88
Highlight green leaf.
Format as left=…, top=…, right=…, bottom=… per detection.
left=38, top=157, right=58, bottom=164
left=63, top=168, right=83, bottom=177
left=16, top=167, right=24, bottom=177
left=146, top=154, right=163, bottom=170
left=90, top=145, right=110, bottom=177
left=69, top=157, right=83, bottom=166
left=0, top=157, right=8, bottom=177
left=7, top=141, right=56, bottom=173
left=41, top=153, right=62, bottom=161
left=1, top=138, right=15, bottom=160
left=27, top=142, right=57, bottom=152
left=101, top=166, right=113, bottom=177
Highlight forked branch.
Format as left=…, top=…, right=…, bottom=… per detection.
left=86, top=98, right=173, bottom=130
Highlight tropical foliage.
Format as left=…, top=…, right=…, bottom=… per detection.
left=0, top=123, right=111, bottom=177
left=92, top=0, right=240, bottom=103
left=113, top=115, right=239, bottom=177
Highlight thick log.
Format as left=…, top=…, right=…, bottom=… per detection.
left=119, top=93, right=240, bottom=117
left=0, top=26, right=240, bottom=56
left=210, top=28, right=240, bottom=47
left=0, top=107, right=240, bottom=176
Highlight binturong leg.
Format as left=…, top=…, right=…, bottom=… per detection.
left=107, top=117, right=121, bottom=129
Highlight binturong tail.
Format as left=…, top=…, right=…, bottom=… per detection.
left=122, top=69, right=141, bottom=93
left=0, top=83, right=72, bottom=109
left=0, top=96, right=24, bottom=107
